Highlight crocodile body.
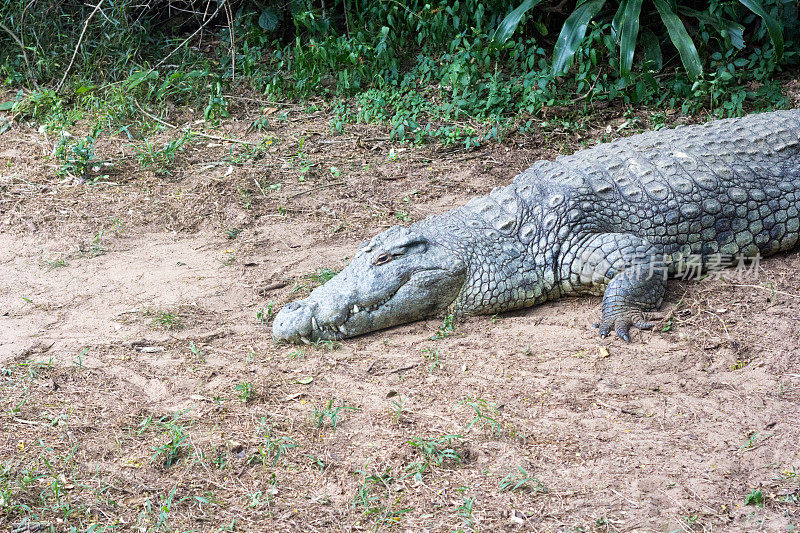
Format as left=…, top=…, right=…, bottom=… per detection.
left=273, top=110, right=800, bottom=344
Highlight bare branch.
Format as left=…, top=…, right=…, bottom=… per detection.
left=56, top=0, right=105, bottom=92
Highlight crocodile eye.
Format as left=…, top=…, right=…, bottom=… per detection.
left=372, top=253, right=392, bottom=266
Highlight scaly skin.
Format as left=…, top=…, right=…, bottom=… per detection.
left=273, top=110, right=800, bottom=344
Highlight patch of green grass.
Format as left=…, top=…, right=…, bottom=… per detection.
left=235, top=382, right=255, bottom=403
left=77, top=229, right=107, bottom=258
left=293, top=267, right=341, bottom=293
left=150, top=310, right=183, bottom=331
left=745, top=488, right=764, bottom=507
left=457, top=495, right=475, bottom=531
left=149, top=413, right=192, bottom=469
left=256, top=302, right=276, bottom=324
left=252, top=419, right=297, bottom=467
left=459, top=396, right=502, bottom=437
left=498, top=466, right=547, bottom=493
left=135, top=130, right=194, bottom=175
left=313, top=398, right=359, bottom=429
left=54, top=128, right=102, bottom=182
left=389, top=395, right=407, bottom=424
left=72, top=347, right=88, bottom=369
left=421, top=347, right=441, bottom=372
left=352, top=466, right=413, bottom=526
left=405, top=434, right=463, bottom=482
left=41, top=258, right=68, bottom=270
left=313, top=339, right=342, bottom=351
left=430, top=314, right=455, bottom=340
left=286, top=348, right=305, bottom=360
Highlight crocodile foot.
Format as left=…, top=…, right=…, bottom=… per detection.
left=593, top=312, right=654, bottom=342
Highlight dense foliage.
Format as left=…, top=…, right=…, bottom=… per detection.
left=0, top=0, right=798, bottom=145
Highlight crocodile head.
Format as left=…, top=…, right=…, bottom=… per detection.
left=272, top=226, right=466, bottom=344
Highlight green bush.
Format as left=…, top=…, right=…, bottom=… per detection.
left=0, top=0, right=796, bottom=147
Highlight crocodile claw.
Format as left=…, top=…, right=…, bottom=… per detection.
left=593, top=316, right=654, bottom=342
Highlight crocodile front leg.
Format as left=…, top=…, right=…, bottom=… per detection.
left=563, top=233, right=667, bottom=342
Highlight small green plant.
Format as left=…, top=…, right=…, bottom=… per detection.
left=293, top=267, right=341, bottom=293
left=188, top=341, right=205, bottom=358
left=135, top=130, right=193, bottom=174
left=252, top=114, right=270, bottom=132
left=314, top=339, right=342, bottom=351
left=150, top=414, right=192, bottom=468
left=430, top=314, right=455, bottom=340
left=422, top=347, right=441, bottom=372
left=11, top=88, right=61, bottom=121
left=73, top=347, right=88, bottom=369
left=54, top=128, right=101, bottom=182
left=459, top=397, right=502, bottom=436
left=151, top=310, right=183, bottom=330
left=457, top=496, right=475, bottom=530
left=351, top=466, right=413, bottom=525
left=389, top=395, right=406, bottom=423
left=287, top=348, right=305, bottom=360
left=405, top=434, right=463, bottom=481
left=739, top=432, right=765, bottom=450
left=225, top=227, right=241, bottom=239
left=204, top=79, right=229, bottom=124
left=313, top=398, right=359, bottom=429
left=235, top=382, right=255, bottom=403
left=498, top=467, right=547, bottom=493
left=89, top=229, right=107, bottom=257
left=252, top=419, right=297, bottom=467
left=256, top=302, right=276, bottom=324
left=42, top=258, right=68, bottom=270
left=745, top=488, right=764, bottom=507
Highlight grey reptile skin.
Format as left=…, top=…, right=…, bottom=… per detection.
left=273, top=109, right=800, bottom=344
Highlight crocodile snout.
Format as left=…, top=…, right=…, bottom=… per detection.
left=272, top=300, right=315, bottom=343
left=272, top=296, right=352, bottom=343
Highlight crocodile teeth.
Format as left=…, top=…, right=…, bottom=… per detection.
left=311, top=316, right=318, bottom=330
left=352, top=304, right=360, bottom=314
left=300, top=336, right=311, bottom=345
left=338, top=324, right=347, bottom=334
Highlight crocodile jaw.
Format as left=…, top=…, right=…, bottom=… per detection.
left=272, top=228, right=466, bottom=344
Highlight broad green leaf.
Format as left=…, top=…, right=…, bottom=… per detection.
left=722, top=20, right=746, bottom=50
left=552, top=0, right=607, bottom=76
left=619, top=0, right=644, bottom=76
left=640, top=28, right=663, bottom=71
left=0, top=101, right=14, bottom=110
left=737, top=0, right=784, bottom=61
left=296, top=376, right=313, bottom=385
left=493, top=0, right=544, bottom=44
left=611, top=0, right=628, bottom=41
left=259, top=8, right=279, bottom=31
left=653, top=0, right=702, bottom=80
left=679, top=7, right=745, bottom=49
left=124, top=70, right=158, bottom=90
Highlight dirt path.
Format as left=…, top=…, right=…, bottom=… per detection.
left=1, top=106, right=799, bottom=531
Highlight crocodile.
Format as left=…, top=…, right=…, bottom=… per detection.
left=273, top=110, right=800, bottom=344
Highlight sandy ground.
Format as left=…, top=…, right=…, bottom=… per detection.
left=1, top=98, right=799, bottom=532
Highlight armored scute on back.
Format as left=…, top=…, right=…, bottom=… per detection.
left=273, top=110, right=800, bottom=344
